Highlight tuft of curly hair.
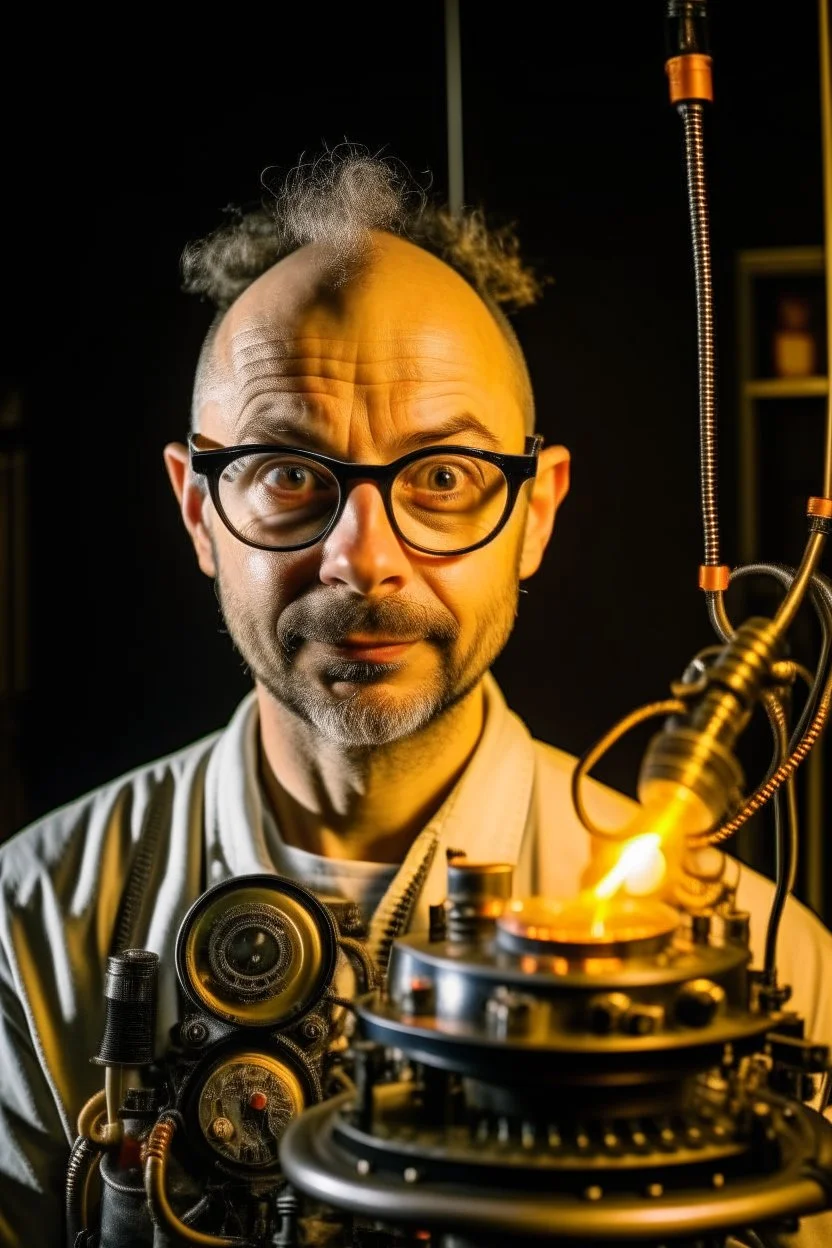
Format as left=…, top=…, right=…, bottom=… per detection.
left=181, top=143, right=548, bottom=314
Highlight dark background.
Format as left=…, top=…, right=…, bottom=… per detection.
left=2, top=5, right=828, bottom=915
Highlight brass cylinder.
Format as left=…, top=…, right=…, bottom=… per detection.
left=638, top=618, right=781, bottom=825
left=666, top=53, right=714, bottom=103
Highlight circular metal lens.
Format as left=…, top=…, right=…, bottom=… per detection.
left=176, top=875, right=339, bottom=1027
left=208, top=904, right=291, bottom=1002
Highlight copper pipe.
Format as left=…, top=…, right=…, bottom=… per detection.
left=771, top=531, right=827, bottom=638
left=145, top=1116, right=238, bottom=1247
left=76, top=1088, right=119, bottom=1146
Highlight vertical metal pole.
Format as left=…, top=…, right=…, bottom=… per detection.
left=819, top=0, right=832, bottom=496
left=806, top=0, right=832, bottom=921
left=445, top=0, right=464, bottom=215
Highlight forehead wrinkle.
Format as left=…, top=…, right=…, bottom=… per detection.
left=225, top=324, right=499, bottom=385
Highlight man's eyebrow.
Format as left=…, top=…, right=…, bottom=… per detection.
left=396, top=415, right=503, bottom=452
left=233, top=412, right=505, bottom=453
left=233, top=410, right=325, bottom=447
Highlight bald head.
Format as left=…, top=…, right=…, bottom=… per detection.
left=192, top=231, right=535, bottom=437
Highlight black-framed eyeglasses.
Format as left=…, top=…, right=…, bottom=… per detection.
left=189, top=434, right=542, bottom=556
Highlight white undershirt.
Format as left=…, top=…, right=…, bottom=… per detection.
left=260, top=801, right=399, bottom=928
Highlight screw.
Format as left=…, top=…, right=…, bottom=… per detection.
left=184, top=1019, right=208, bottom=1046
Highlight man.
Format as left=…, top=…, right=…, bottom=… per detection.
left=1, top=147, right=831, bottom=1246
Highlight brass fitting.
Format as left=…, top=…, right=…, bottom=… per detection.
left=638, top=618, right=782, bottom=825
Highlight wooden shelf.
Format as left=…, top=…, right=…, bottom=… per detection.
left=744, top=376, right=828, bottom=399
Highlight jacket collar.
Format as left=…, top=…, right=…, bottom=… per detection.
left=204, top=673, right=538, bottom=931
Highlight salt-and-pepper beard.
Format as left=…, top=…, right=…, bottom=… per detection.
left=212, top=566, right=520, bottom=749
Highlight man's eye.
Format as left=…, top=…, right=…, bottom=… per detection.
left=409, top=461, right=475, bottom=494
left=424, top=465, right=461, bottom=492
left=265, top=464, right=315, bottom=492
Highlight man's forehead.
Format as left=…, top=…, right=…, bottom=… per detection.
left=196, top=235, right=532, bottom=436
left=214, top=322, right=499, bottom=385
left=199, top=324, right=522, bottom=445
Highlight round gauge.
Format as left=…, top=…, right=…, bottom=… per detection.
left=195, top=1050, right=305, bottom=1172
left=208, top=902, right=292, bottom=1002
left=176, top=874, right=338, bottom=1027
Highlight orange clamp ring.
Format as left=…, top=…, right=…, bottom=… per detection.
left=807, top=497, right=832, bottom=519
left=698, top=564, right=730, bottom=591
left=666, top=54, right=714, bottom=104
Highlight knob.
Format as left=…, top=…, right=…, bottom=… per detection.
left=586, top=993, right=631, bottom=1035
left=485, top=986, right=531, bottom=1039
left=675, top=979, right=726, bottom=1028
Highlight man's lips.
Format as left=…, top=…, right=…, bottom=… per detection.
left=323, top=636, right=420, bottom=662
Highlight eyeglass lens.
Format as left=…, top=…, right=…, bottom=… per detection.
left=216, top=451, right=510, bottom=552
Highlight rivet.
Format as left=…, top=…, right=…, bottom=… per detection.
left=584, top=1185, right=603, bottom=1201
left=356, top=1158, right=371, bottom=1176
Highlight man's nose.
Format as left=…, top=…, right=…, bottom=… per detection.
left=318, top=482, right=413, bottom=594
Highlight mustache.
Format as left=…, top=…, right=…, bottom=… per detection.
left=277, top=594, right=459, bottom=656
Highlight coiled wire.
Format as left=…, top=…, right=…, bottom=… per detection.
left=680, top=101, right=721, bottom=568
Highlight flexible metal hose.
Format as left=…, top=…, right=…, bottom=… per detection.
left=65, top=1134, right=100, bottom=1244
left=680, top=100, right=721, bottom=568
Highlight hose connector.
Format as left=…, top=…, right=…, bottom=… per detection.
left=665, top=1, right=713, bottom=103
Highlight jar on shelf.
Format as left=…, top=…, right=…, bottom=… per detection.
left=771, top=293, right=817, bottom=378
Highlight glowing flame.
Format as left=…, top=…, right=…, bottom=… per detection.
left=589, top=780, right=716, bottom=905
left=593, top=833, right=667, bottom=901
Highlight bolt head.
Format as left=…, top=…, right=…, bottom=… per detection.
left=209, top=1116, right=234, bottom=1142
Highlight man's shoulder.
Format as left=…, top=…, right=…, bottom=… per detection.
left=0, top=727, right=221, bottom=899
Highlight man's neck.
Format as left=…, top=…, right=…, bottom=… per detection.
left=256, top=682, right=486, bottom=864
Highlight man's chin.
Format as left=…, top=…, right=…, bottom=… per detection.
left=311, top=693, right=441, bottom=747
left=322, top=659, right=406, bottom=688
left=264, top=670, right=450, bottom=748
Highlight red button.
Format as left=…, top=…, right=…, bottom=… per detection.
left=249, top=1091, right=268, bottom=1111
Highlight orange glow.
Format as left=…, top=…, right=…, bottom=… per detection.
left=593, top=833, right=666, bottom=900
left=587, top=779, right=717, bottom=915
left=499, top=896, right=677, bottom=948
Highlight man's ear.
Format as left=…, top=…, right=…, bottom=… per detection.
left=163, top=442, right=217, bottom=578
left=519, top=443, right=570, bottom=580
